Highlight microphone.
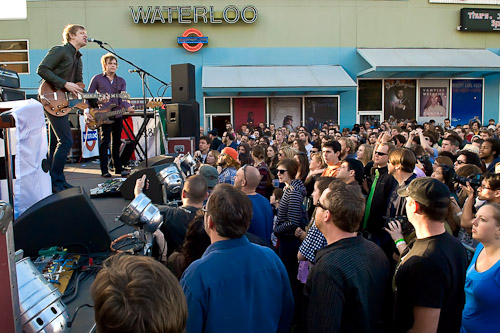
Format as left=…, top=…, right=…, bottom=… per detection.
left=128, top=69, right=141, bottom=73
left=87, top=37, right=104, bottom=45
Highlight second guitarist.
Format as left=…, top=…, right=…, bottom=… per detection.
left=86, top=53, right=134, bottom=177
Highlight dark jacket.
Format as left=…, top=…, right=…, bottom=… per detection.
left=364, top=165, right=395, bottom=233
left=37, top=43, right=83, bottom=89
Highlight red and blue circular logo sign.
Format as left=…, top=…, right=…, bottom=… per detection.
left=177, top=28, right=208, bottom=52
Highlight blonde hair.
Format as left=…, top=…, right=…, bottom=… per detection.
left=279, top=146, right=296, bottom=159
left=310, top=152, right=327, bottom=168
left=359, top=144, right=374, bottom=167
left=101, top=52, right=117, bottom=71
left=62, top=24, right=85, bottom=43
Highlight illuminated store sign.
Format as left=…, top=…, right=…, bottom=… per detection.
left=460, top=8, right=500, bottom=31
left=178, top=28, right=208, bottom=52
left=130, top=5, right=258, bottom=24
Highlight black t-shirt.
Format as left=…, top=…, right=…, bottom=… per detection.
left=394, top=232, right=468, bottom=333
left=159, top=205, right=199, bottom=256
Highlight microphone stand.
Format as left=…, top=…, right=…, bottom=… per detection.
left=95, top=41, right=170, bottom=167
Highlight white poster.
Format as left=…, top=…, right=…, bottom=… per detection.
left=269, top=97, right=302, bottom=132
left=79, top=116, right=99, bottom=158
left=418, top=79, right=450, bottom=126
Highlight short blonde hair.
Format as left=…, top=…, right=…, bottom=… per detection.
left=62, top=24, right=85, bottom=44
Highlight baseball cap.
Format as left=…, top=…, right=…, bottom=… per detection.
left=460, top=144, right=480, bottom=156
left=221, top=147, right=238, bottom=161
left=208, top=128, right=218, bottom=136
left=397, top=177, right=450, bottom=208
left=199, top=165, right=218, bottom=188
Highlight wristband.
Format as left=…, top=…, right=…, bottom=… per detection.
left=395, top=239, right=406, bottom=247
left=394, top=238, right=404, bottom=245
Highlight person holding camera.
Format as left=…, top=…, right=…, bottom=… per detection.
left=461, top=173, right=500, bottom=238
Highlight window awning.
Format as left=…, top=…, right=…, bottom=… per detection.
left=357, top=48, right=500, bottom=78
left=202, top=65, right=357, bottom=96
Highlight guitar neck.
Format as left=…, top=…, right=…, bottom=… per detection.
left=101, top=108, right=127, bottom=117
left=78, top=93, right=125, bottom=100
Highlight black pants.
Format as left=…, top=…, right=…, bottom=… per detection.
left=46, top=112, right=72, bottom=190
left=99, top=119, right=123, bottom=175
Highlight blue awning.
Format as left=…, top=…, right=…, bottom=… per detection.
left=357, top=48, right=500, bottom=78
left=202, top=65, right=357, bottom=96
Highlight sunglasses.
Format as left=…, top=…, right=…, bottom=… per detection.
left=375, top=151, right=388, bottom=156
left=315, top=199, right=328, bottom=211
left=456, top=160, right=466, bottom=165
left=277, top=169, right=287, bottom=174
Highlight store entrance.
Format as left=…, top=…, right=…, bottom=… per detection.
left=212, top=115, right=231, bottom=136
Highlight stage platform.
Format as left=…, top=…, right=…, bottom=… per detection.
left=36, top=159, right=135, bottom=332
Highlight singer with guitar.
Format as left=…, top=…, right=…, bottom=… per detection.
left=37, top=24, right=88, bottom=193
left=86, top=53, right=134, bottom=177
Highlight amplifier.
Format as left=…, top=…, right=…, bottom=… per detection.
left=167, top=137, right=195, bottom=155
left=0, top=86, right=25, bottom=101
left=0, top=68, right=20, bottom=89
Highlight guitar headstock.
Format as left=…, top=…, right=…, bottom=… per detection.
left=146, top=99, right=163, bottom=108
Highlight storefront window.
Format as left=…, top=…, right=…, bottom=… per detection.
left=0, top=40, right=29, bottom=73
left=269, top=97, right=301, bottom=131
left=205, top=98, right=230, bottom=114
left=304, top=97, right=338, bottom=131
left=358, top=80, right=382, bottom=111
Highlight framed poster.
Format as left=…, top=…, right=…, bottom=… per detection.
left=384, top=80, right=416, bottom=121
left=304, top=97, right=338, bottom=132
left=233, top=98, right=266, bottom=132
left=419, top=79, right=449, bottom=125
left=451, top=79, right=483, bottom=126
left=269, top=97, right=301, bottom=131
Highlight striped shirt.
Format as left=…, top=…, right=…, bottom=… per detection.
left=274, top=179, right=307, bottom=237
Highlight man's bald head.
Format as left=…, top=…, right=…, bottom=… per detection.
left=244, top=166, right=261, bottom=191
left=234, top=165, right=261, bottom=192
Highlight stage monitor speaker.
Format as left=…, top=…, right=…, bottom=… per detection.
left=0, top=86, right=25, bottom=102
left=171, top=63, right=195, bottom=102
left=13, top=187, right=111, bottom=258
left=136, top=155, right=176, bottom=170
left=120, top=163, right=176, bottom=202
left=165, top=102, right=200, bottom=143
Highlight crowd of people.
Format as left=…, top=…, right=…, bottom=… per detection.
left=91, top=117, right=500, bottom=333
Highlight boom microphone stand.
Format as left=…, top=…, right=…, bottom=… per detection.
left=94, top=40, right=170, bottom=167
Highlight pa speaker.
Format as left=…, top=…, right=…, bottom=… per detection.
left=13, top=187, right=111, bottom=258
left=171, top=63, right=195, bottom=102
left=136, top=155, right=176, bottom=170
left=165, top=102, right=200, bottom=142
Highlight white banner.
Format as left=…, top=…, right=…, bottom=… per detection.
left=132, top=113, right=167, bottom=159
left=79, top=115, right=99, bottom=158
left=0, top=99, right=51, bottom=218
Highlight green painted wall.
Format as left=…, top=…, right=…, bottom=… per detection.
left=2, top=0, right=500, bottom=50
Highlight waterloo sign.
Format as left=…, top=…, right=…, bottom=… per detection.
left=130, top=5, right=258, bottom=24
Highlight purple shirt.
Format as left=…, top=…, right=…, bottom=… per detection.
left=88, top=73, right=131, bottom=117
